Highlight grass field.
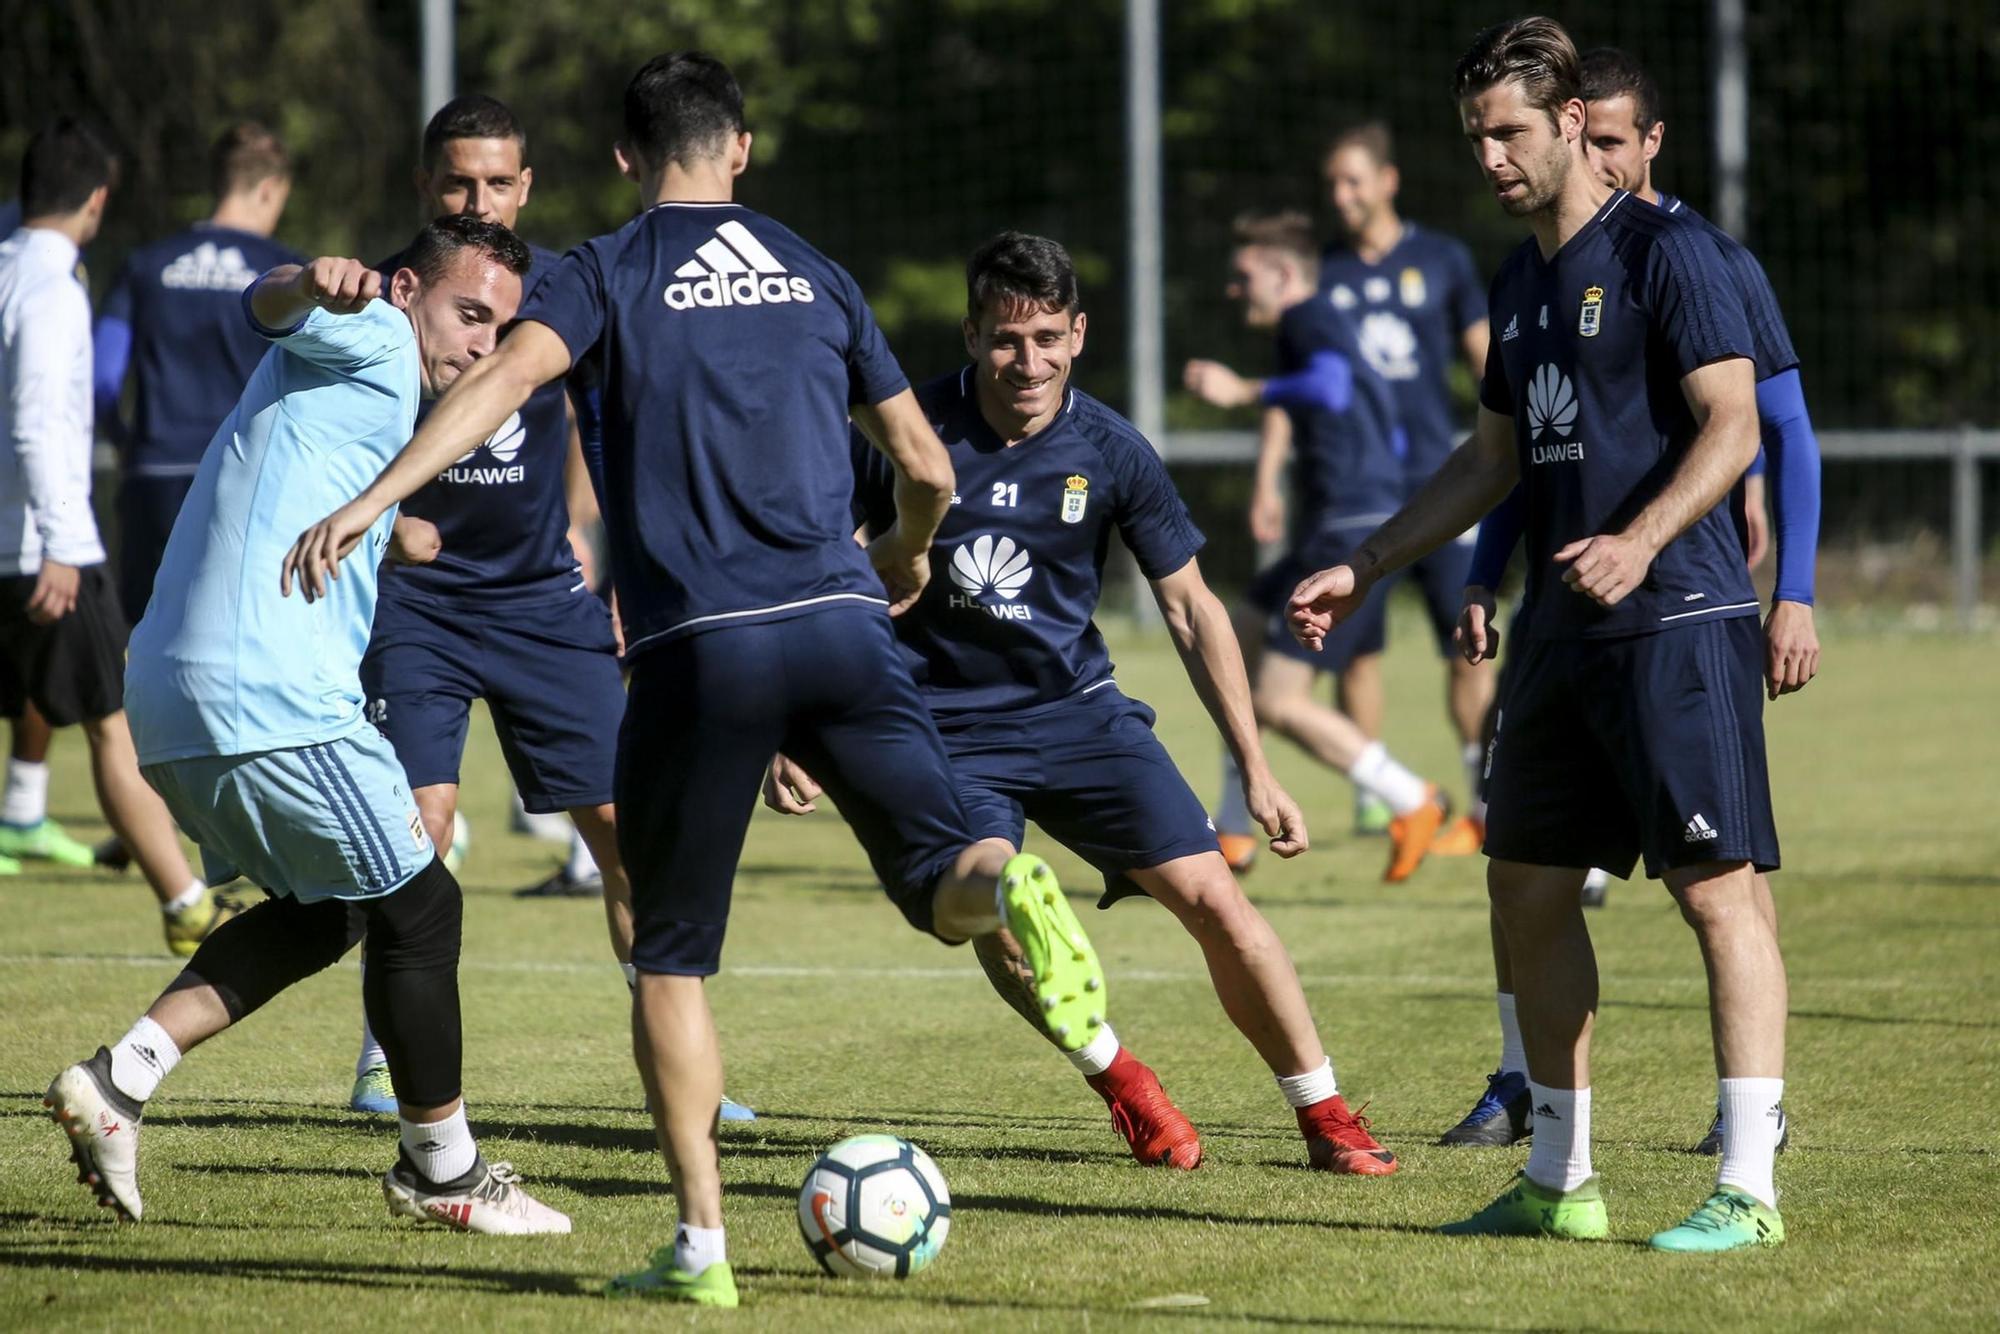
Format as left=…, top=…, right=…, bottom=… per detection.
left=2, top=606, right=1995, bottom=1330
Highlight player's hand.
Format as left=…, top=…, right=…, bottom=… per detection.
left=282, top=499, right=382, bottom=602
left=1243, top=765, right=1308, bottom=858
left=568, top=524, right=598, bottom=588
left=762, top=753, right=824, bottom=815
left=388, top=516, right=441, bottom=566
left=1554, top=531, right=1656, bottom=608
left=1764, top=599, right=1819, bottom=700
left=1455, top=585, right=1499, bottom=664
left=865, top=523, right=931, bottom=617
left=1287, top=563, right=1372, bottom=651
left=25, top=560, right=80, bottom=624
left=1182, top=359, right=1257, bottom=409
left=1248, top=484, right=1285, bottom=546
left=297, top=258, right=381, bottom=314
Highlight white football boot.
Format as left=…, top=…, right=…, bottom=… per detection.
left=382, top=1154, right=572, bottom=1234
left=46, top=1048, right=145, bottom=1221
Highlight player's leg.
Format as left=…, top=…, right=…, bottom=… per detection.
left=1695, top=869, right=1789, bottom=1155
left=1212, top=600, right=1268, bottom=871
left=0, top=700, right=94, bottom=867
left=1337, top=651, right=1394, bottom=836
left=609, top=630, right=788, bottom=1305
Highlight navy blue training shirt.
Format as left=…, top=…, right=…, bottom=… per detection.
left=375, top=242, right=583, bottom=602
left=1271, top=295, right=1407, bottom=560
left=852, top=369, right=1204, bottom=722
left=98, top=225, right=304, bottom=477
left=1321, top=223, right=1486, bottom=483
left=519, top=203, right=909, bottom=652
left=1481, top=190, right=1760, bottom=640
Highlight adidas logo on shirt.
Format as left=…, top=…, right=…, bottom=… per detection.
left=664, top=220, right=816, bottom=311
left=161, top=241, right=258, bottom=292
left=1684, top=812, right=1720, bottom=843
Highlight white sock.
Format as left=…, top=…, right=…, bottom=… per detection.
left=400, top=1106, right=477, bottom=1184
left=621, top=962, right=638, bottom=990
left=1461, top=742, right=1483, bottom=802
left=355, top=1001, right=387, bottom=1078
left=675, top=1222, right=727, bottom=1276
left=1715, top=1076, right=1784, bottom=1208
left=1, top=757, right=49, bottom=825
left=1275, top=1056, right=1338, bottom=1109
left=108, top=1016, right=180, bottom=1103
left=1214, top=752, right=1252, bottom=836
left=162, top=880, right=207, bottom=916
left=1066, top=1023, right=1120, bottom=1077
left=1522, top=1083, right=1593, bottom=1192
left=1495, top=992, right=1526, bottom=1076
left=566, top=825, right=600, bottom=882
left=1348, top=742, right=1430, bottom=815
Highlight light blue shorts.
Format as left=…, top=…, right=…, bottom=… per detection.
left=143, top=727, right=432, bottom=902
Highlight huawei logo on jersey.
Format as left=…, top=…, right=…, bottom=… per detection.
left=664, top=221, right=817, bottom=311
left=440, top=411, right=527, bottom=484
left=1526, top=364, right=1585, bottom=464
left=947, top=534, right=1034, bottom=620
left=1357, top=311, right=1419, bottom=382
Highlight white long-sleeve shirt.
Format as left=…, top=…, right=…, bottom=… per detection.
left=0, top=226, right=106, bottom=574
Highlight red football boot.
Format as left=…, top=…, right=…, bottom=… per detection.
left=1297, top=1095, right=1398, bottom=1175
left=1087, top=1050, right=1202, bottom=1169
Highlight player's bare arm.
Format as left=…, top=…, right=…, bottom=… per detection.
left=249, top=258, right=381, bottom=329
left=1152, top=559, right=1307, bottom=857
left=1556, top=355, right=1759, bottom=608
left=280, top=320, right=570, bottom=600
left=1249, top=406, right=1292, bottom=545
left=850, top=389, right=956, bottom=615
left=1182, top=358, right=1262, bottom=409
left=1290, top=405, right=1517, bottom=650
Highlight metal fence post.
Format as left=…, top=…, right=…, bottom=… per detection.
left=1712, top=0, right=1749, bottom=238
left=1125, top=0, right=1165, bottom=623
left=421, top=0, right=456, bottom=126
left=1953, top=427, right=1981, bottom=631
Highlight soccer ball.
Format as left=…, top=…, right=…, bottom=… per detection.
left=797, top=1134, right=951, bottom=1278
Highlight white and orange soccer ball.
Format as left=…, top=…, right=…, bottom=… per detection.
left=796, top=1134, right=952, bottom=1279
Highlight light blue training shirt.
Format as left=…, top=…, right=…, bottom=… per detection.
left=126, top=295, right=418, bottom=763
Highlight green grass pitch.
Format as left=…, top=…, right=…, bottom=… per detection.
left=1, top=608, right=1994, bottom=1330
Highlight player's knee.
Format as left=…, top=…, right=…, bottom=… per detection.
left=364, top=858, right=463, bottom=974
left=1157, top=865, right=1258, bottom=944
left=1668, top=863, right=1759, bottom=935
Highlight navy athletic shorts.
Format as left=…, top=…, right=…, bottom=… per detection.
left=1248, top=533, right=1389, bottom=676
left=617, top=605, right=975, bottom=976
left=1484, top=616, right=1779, bottom=880
left=360, top=585, right=623, bottom=813
left=1380, top=529, right=1478, bottom=657
left=115, top=473, right=196, bottom=625
left=939, top=684, right=1222, bottom=909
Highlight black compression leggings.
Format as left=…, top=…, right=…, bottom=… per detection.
left=181, top=858, right=465, bottom=1108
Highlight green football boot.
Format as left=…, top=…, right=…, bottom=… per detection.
left=1649, top=1186, right=1784, bottom=1252
left=0, top=852, right=19, bottom=876
left=998, top=853, right=1105, bottom=1052
left=606, top=1250, right=739, bottom=1306
left=0, top=818, right=96, bottom=867
left=1353, top=791, right=1393, bottom=836
left=1440, top=1171, right=1608, bottom=1239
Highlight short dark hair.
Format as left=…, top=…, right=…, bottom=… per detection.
left=399, top=214, right=532, bottom=289
left=20, top=117, right=117, bottom=218
left=965, top=232, right=1080, bottom=323
left=1232, top=210, right=1319, bottom=272
left=211, top=121, right=291, bottom=198
left=1580, top=47, right=1663, bottom=134
left=1453, top=16, right=1583, bottom=125
left=421, top=94, right=527, bottom=169
left=623, top=51, right=745, bottom=170
left=1328, top=121, right=1396, bottom=169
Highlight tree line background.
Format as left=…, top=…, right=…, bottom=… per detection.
left=4, top=0, right=1994, bottom=593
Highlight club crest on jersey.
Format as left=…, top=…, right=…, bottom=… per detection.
left=663, top=220, right=816, bottom=311
left=1399, top=266, right=1426, bottom=308
left=1578, top=285, right=1605, bottom=338
left=1061, top=474, right=1089, bottom=525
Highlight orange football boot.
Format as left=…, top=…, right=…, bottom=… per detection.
left=1088, top=1050, right=1202, bottom=1169
left=1384, top=785, right=1449, bottom=883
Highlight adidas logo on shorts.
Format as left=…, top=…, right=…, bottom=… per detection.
left=664, top=221, right=816, bottom=311
left=1683, top=812, right=1720, bottom=843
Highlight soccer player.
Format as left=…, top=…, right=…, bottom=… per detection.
left=44, top=217, right=568, bottom=1234
left=347, top=94, right=636, bottom=1116
left=1316, top=122, right=1495, bottom=840
left=1439, top=44, right=1820, bottom=1155
left=1290, top=17, right=1790, bottom=1251
left=1185, top=213, right=1451, bottom=884
left=768, top=231, right=1397, bottom=1177
left=0, top=119, right=234, bottom=953
left=283, top=52, right=1108, bottom=1306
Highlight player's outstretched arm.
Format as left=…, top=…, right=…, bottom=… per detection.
left=1249, top=406, right=1292, bottom=545
left=249, top=259, right=380, bottom=330
left=1152, top=559, right=1307, bottom=857
left=281, top=321, right=572, bottom=601
left=852, top=389, right=956, bottom=615
left=1289, top=408, right=1517, bottom=650
left=1555, top=356, right=1760, bottom=609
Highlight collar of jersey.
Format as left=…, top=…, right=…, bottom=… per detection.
left=1533, top=189, right=1630, bottom=268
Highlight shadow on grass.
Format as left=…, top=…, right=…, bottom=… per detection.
left=0, top=1243, right=587, bottom=1297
